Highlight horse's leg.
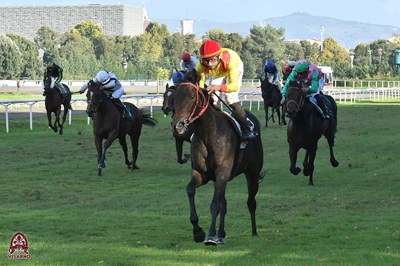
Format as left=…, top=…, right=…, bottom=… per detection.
left=187, top=170, right=205, bottom=243
left=282, top=104, right=287, bottom=126
left=128, top=132, right=140, bottom=170
left=204, top=179, right=227, bottom=246
left=175, top=137, right=186, bottom=164
left=118, top=136, right=130, bottom=169
left=94, top=136, right=104, bottom=176
left=289, top=145, right=301, bottom=175
left=303, top=148, right=316, bottom=186
left=54, top=108, right=61, bottom=133
left=271, top=107, right=276, bottom=123
left=59, top=104, right=68, bottom=135
left=245, top=171, right=259, bottom=237
left=325, top=126, right=339, bottom=168
left=263, top=102, right=268, bottom=127
left=97, top=134, right=118, bottom=175
left=47, top=111, right=55, bottom=132
left=275, top=106, right=281, bottom=125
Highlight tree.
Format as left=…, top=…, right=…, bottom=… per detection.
left=0, top=35, right=22, bottom=79
left=7, top=34, right=42, bottom=79
left=72, top=19, right=104, bottom=41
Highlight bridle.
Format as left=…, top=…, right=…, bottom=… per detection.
left=178, top=82, right=210, bottom=124
left=286, top=86, right=305, bottom=113
left=163, top=87, right=176, bottom=114
left=86, top=90, right=102, bottom=114
left=43, top=75, right=55, bottom=92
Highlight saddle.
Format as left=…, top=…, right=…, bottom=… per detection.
left=222, top=110, right=254, bottom=148
left=308, top=95, right=333, bottom=118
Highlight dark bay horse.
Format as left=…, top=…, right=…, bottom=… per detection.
left=172, top=70, right=265, bottom=245
left=285, top=81, right=339, bottom=185
left=86, top=84, right=157, bottom=176
left=43, top=72, right=72, bottom=135
left=162, top=83, right=193, bottom=164
left=260, top=78, right=286, bottom=127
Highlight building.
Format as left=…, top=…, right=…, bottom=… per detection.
left=0, top=4, right=149, bottom=41
left=181, top=19, right=193, bottom=35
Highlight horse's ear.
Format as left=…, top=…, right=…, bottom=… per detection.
left=166, top=83, right=169, bottom=90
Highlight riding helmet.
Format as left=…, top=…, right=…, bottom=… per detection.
left=295, top=60, right=310, bottom=73
left=182, top=53, right=191, bottom=61
left=95, top=70, right=110, bottom=85
left=200, top=40, right=221, bottom=59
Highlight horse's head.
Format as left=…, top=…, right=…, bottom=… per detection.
left=42, top=72, right=55, bottom=93
left=260, top=78, right=278, bottom=98
left=172, top=70, right=209, bottom=135
left=285, top=81, right=305, bottom=119
left=162, top=83, right=176, bottom=116
left=86, top=83, right=103, bottom=118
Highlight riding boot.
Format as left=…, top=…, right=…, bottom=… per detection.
left=315, top=95, right=330, bottom=119
left=112, top=98, right=133, bottom=120
left=230, top=102, right=255, bottom=140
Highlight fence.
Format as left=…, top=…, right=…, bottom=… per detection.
left=1, top=88, right=400, bottom=133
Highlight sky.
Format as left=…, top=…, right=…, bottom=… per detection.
left=2, top=0, right=400, bottom=30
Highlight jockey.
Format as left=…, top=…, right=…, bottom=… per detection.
left=282, top=60, right=296, bottom=85
left=280, top=60, right=330, bottom=119
left=196, top=39, right=255, bottom=140
left=263, top=60, right=282, bottom=90
left=172, top=71, right=185, bottom=86
left=180, top=53, right=198, bottom=73
left=80, top=70, right=133, bottom=120
left=43, top=62, right=68, bottom=96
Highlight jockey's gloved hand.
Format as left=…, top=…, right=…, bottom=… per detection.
left=109, top=96, right=114, bottom=100
left=88, top=80, right=95, bottom=86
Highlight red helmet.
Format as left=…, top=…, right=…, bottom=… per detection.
left=182, top=53, right=190, bottom=61
left=200, top=40, right=221, bottom=59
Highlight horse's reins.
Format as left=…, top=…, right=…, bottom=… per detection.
left=266, top=102, right=284, bottom=122
left=286, top=87, right=305, bottom=112
left=178, top=82, right=210, bottom=124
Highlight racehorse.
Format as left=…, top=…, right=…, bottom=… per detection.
left=285, top=80, right=339, bottom=186
left=43, top=72, right=72, bottom=135
left=260, top=78, right=286, bottom=127
left=172, top=70, right=265, bottom=245
left=86, top=83, right=157, bottom=176
left=162, top=83, right=193, bottom=164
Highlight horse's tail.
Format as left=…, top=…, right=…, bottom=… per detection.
left=258, top=170, right=267, bottom=184
left=140, top=109, right=158, bottom=127
left=326, top=95, right=338, bottom=133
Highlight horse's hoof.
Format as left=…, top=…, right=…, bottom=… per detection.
left=98, top=169, right=102, bottom=176
left=204, top=236, right=217, bottom=246
left=331, top=160, right=339, bottom=167
left=59, top=130, right=63, bottom=135
left=217, top=237, right=226, bottom=244
left=193, top=229, right=205, bottom=243
left=290, top=167, right=301, bottom=175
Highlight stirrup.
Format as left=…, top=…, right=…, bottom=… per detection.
left=242, top=131, right=255, bottom=140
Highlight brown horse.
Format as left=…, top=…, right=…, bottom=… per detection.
left=172, top=70, right=265, bottom=245
left=162, top=83, right=192, bottom=164
left=260, top=78, right=286, bottom=127
left=43, top=72, right=72, bottom=135
left=285, top=80, right=339, bottom=185
left=86, top=84, right=157, bottom=176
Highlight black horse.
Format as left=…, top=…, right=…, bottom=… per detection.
left=260, top=78, right=286, bottom=127
left=43, top=71, right=72, bottom=135
left=285, top=80, right=339, bottom=185
left=162, top=83, right=193, bottom=164
left=86, top=83, right=157, bottom=176
left=172, top=70, right=265, bottom=245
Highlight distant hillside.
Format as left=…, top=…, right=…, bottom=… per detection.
left=153, top=12, right=399, bottom=49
